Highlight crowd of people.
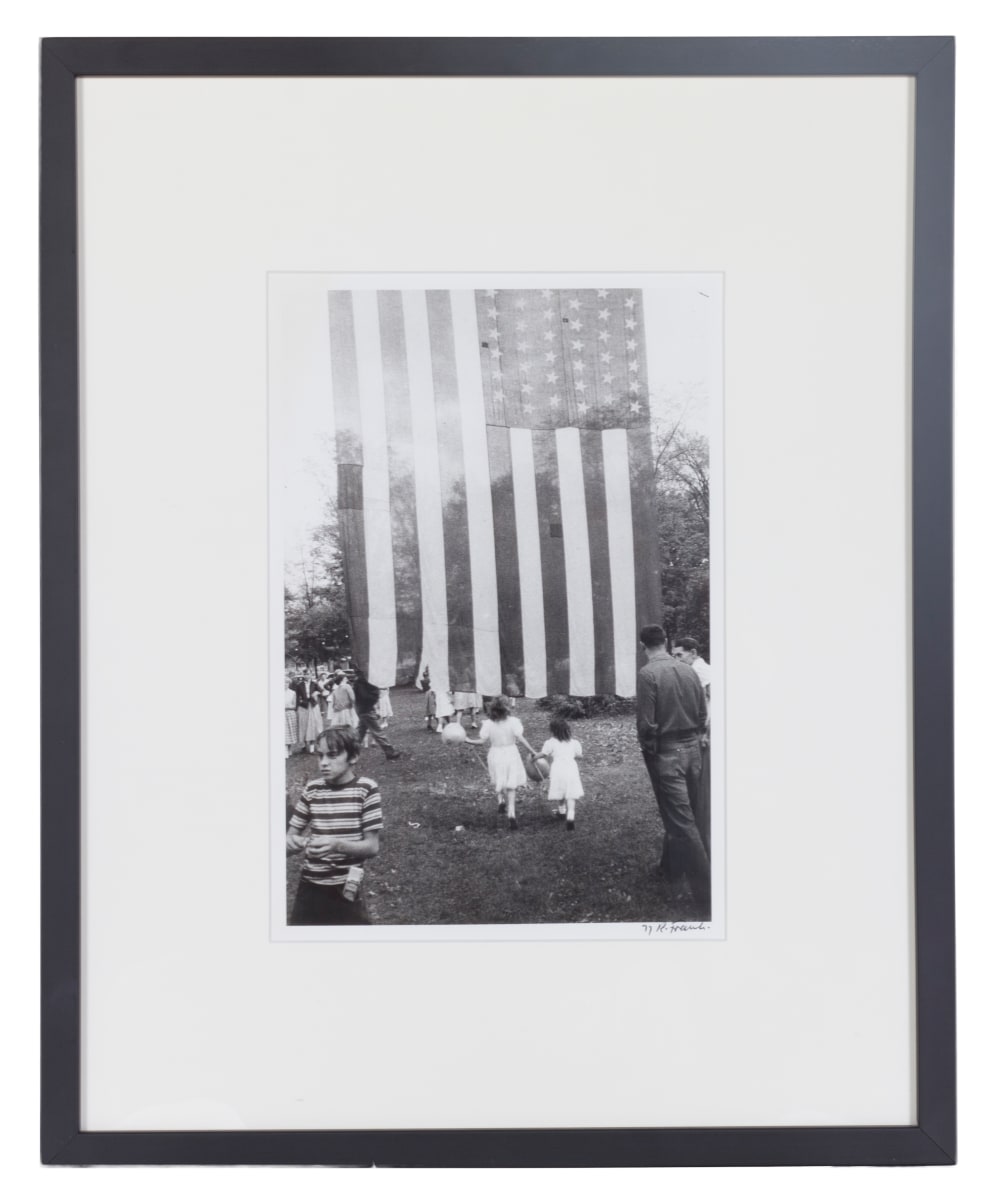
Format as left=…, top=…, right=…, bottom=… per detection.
left=284, top=666, right=397, bottom=759
left=286, top=629, right=712, bottom=926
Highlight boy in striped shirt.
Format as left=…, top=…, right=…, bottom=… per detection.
left=286, top=728, right=382, bottom=925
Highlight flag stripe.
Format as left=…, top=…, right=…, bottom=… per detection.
left=328, top=285, right=660, bottom=700
left=487, top=425, right=525, bottom=696
left=532, top=429, right=570, bottom=696
left=328, top=292, right=369, bottom=676
left=603, top=428, right=638, bottom=696
left=451, top=291, right=502, bottom=696
left=401, top=292, right=450, bottom=696
left=353, top=293, right=398, bottom=687
left=579, top=428, right=616, bottom=696
left=510, top=428, right=548, bottom=698
left=377, top=291, right=422, bottom=683
left=628, top=424, right=663, bottom=636
left=556, top=428, right=595, bottom=696
left=426, top=291, right=476, bottom=692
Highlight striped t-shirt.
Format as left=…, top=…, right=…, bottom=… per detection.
left=289, top=775, right=383, bottom=886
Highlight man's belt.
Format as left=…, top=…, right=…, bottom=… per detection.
left=658, top=729, right=701, bottom=744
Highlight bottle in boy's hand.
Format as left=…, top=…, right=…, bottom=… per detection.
left=342, top=865, right=364, bottom=901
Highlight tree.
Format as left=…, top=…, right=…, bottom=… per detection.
left=651, top=407, right=711, bottom=655
left=284, top=495, right=351, bottom=669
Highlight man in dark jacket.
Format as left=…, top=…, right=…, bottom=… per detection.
left=637, top=624, right=710, bottom=916
left=354, top=676, right=401, bottom=760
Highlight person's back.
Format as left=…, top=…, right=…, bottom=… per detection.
left=480, top=714, right=521, bottom=748
left=354, top=676, right=380, bottom=714
left=637, top=654, right=707, bottom=753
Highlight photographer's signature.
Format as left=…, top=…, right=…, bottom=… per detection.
left=641, top=922, right=710, bottom=935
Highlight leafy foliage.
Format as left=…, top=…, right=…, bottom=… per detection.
left=652, top=406, right=710, bottom=655
left=284, top=496, right=351, bottom=669
left=536, top=694, right=637, bottom=719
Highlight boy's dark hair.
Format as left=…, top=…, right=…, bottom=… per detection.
left=639, top=624, right=667, bottom=648
left=549, top=716, right=572, bottom=741
left=675, top=636, right=700, bottom=653
left=316, top=727, right=360, bottom=761
left=488, top=695, right=510, bottom=721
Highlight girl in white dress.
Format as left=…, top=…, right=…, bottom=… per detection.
left=538, top=717, right=584, bottom=831
left=468, top=695, right=539, bottom=830
left=432, top=681, right=455, bottom=732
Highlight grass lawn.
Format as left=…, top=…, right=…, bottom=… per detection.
left=285, top=687, right=707, bottom=926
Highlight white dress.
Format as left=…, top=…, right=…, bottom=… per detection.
left=541, top=737, right=584, bottom=802
left=479, top=716, right=528, bottom=791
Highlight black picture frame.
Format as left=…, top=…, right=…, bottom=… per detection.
left=40, top=36, right=955, bottom=1167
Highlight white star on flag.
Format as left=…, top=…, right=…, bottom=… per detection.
left=543, top=309, right=555, bottom=321
left=546, top=371, right=559, bottom=384
left=602, top=372, right=614, bottom=384
left=624, top=296, right=635, bottom=308
left=543, top=330, right=556, bottom=342
left=544, top=350, right=557, bottom=363
left=549, top=393, right=561, bottom=406
left=600, top=351, right=612, bottom=364
left=630, top=400, right=642, bottom=413
left=568, top=298, right=582, bottom=311
left=569, top=319, right=583, bottom=331
left=629, top=380, right=641, bottom=394
left=573, top=360, right=585, bottom=372
left=571, top=338, right=584, bottom=351
left=490, top=346, right=501, bottom=359
left=574, top=379, right=586, bottom=392
left=516, top=320, right=527, bottom=332
left=488, top=328, right=499, bottom=340
left=598, top=330, right=610, bottom=343
left=598, top=308, right=610, bottom=321
left=540, top=289, right=553, bottom=298
left=517, top=341, right=529, bottom=353
left=597, top=288, right=609, bottom=298
left=515, top=297, right=527, bottom=310
left=628, top=360, right=639, bottom=372
left=626, top=338, right=637, bottom=350
left=625, top=318, right=637, bottom=330
left=487, top=306, right=499, bottom=318
left=520, top=381, right=534, bottom=394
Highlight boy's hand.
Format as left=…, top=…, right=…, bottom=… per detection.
left=306, top=835, right=351, bottom=860
left=285, top=832, right=307, bottom=854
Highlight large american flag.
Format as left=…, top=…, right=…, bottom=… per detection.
left=328, top=287, right=661, bottom=698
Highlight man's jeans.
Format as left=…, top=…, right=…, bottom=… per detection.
left=643, top=736, right=711, bottom=910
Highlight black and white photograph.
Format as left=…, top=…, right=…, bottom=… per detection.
left=271, top=273, right=723, bottom=937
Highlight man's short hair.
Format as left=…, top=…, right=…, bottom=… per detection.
left=675, top=636, right=699, bottom=653
left=639, top=624, right=668, bottom=648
